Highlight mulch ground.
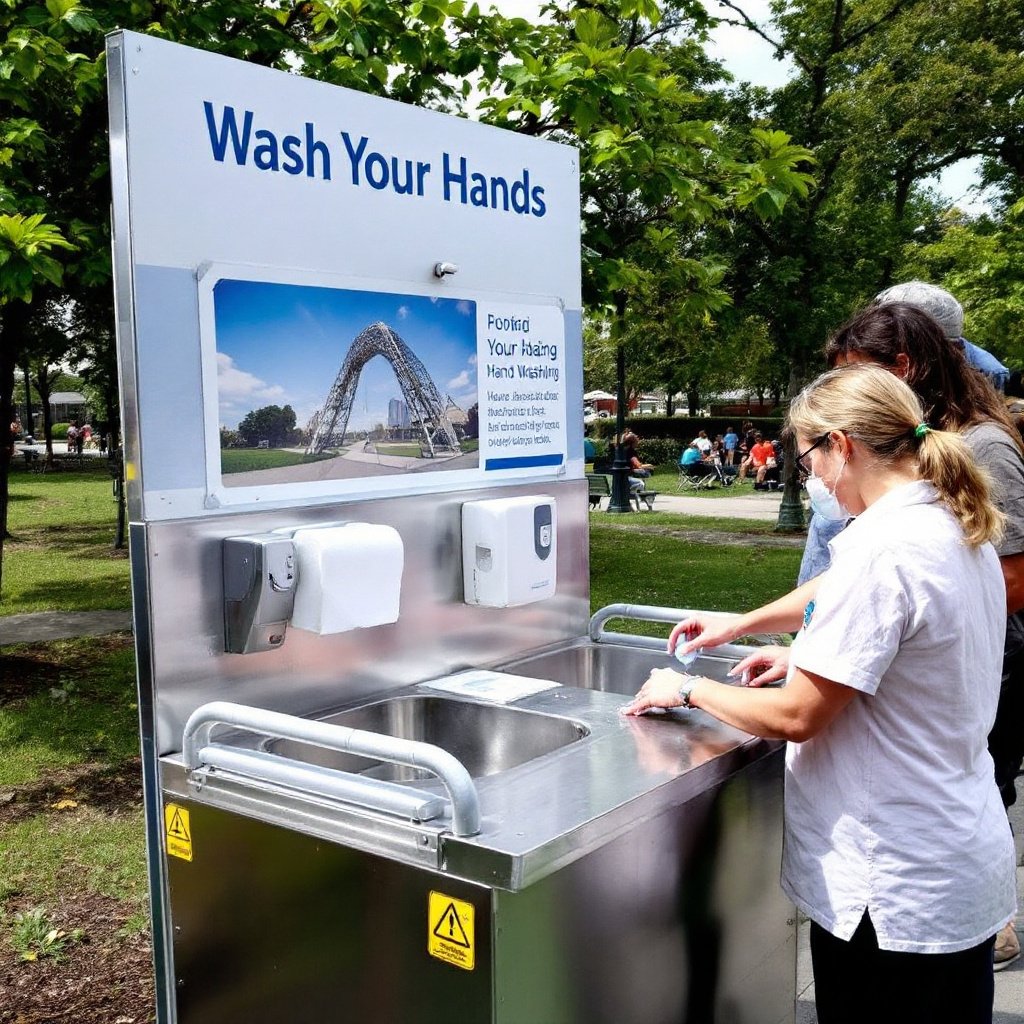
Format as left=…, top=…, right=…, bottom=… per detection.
left=0, top=890, right=155, bottom=1024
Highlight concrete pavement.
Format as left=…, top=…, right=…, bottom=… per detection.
left=650, top=488, right=787, bottom=521
left=1, top=609, right=133, bottom=645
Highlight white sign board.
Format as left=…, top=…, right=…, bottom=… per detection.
left=108, top=31, right=582, bottom=518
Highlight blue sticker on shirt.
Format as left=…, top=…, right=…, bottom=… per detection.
left=803, top=600, right=815, bottom=630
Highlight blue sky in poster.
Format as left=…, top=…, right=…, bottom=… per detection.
left=213, top=279, right=478, bottom=431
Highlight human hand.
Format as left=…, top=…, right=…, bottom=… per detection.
left=727, top=646, right=789, bottom=686
left=621, top=667, right=694, bottom=716
left=668, top=614, right=741, bottom=660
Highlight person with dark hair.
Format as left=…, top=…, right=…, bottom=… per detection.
left=626, top=363, right=1015, bottom=1024
left=738, top=431, right=773, bottom=482
left=875, top=280, right=1009, bottom=391
left=824, top=303, right=1017, bottom=439
left=620, top=430, right=653, bottom=478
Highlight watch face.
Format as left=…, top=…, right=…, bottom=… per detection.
left=677, top=678, right=694, bottom=708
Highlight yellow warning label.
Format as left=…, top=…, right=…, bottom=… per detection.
left=428, top=891, right=475, bottom=970
left=165, top=803, right=193, bottom=862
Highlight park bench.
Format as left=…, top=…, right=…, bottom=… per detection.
left=587, top=472, right=611, bottom=509
left=587, top=472, right=659, bottom=512
left=633, top=488, right=659, bottom=511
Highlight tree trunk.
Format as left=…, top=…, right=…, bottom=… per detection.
left=21, top=365, right=34, bottom=438
left=33, top=366, right=58, bottom=464
left=0, top=303, right=32, bottom=595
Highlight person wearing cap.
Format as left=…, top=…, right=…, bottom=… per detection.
left=875, top=280, right=1010, bottom=391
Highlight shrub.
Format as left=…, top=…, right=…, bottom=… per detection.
left=636, top=438, right=681, bottom=466
left=51, top=422, right=70, bottom=440
left=591, top=415, right=785, bottom=446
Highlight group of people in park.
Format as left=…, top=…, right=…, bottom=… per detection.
left=679, top=429, right=732, bottom=483
left=624, top=281, right=1023, bottom=1024
left=679, top=425, right=784, bottom=489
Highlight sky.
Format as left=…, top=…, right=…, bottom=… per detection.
left=493, top=0, right=994, bottom=214
left=213, top=281, right=478, bottom=432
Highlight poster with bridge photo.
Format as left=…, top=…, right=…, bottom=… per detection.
left=210, top=277, right=480, bottom=488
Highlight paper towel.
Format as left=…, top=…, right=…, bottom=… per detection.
left=290, top=524, right=404, bottom=634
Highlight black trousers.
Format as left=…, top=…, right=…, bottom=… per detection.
left=810, top=913, right=996, bottom=1024
left=989, top=646, right=1024, bottom=807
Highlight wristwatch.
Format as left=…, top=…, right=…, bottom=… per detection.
left=677, top=675, right=697, bottom=709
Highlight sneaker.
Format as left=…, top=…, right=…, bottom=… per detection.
left=994, top=921, right=1020, bottom=971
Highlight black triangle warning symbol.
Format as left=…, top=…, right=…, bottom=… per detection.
left=432, top=902, right=470, bottom=948
left=167, top=808, right=190, bottom=842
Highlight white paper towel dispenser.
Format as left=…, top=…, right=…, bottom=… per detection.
left=290, top=523, right=404, bottom=634
left=223, top=523, right=404, bottom=653
left=462, top=496, right=556, bottom=607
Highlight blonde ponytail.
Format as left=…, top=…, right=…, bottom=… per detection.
left=915, top=429, right=1004, bottom=547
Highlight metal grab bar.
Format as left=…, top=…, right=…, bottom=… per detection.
left=196, top=744, right=447, bottom=823
left=589, top=603, right=783, bottom=655
left=182, top=701, right=481, bottom=836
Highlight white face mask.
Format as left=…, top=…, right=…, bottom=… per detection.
left=805, top=460, right=850, bottom=522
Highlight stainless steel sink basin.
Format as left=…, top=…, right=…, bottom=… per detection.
left=497, top=638, right=741, bottom=695
left=266, top=694, right=589, bottom=782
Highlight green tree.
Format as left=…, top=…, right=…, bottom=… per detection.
left=0, top=2, right=107, bottom=559
left=694, top=0, right=1024, bottom=526
left=480, top=1, right=812, bottom=508
left=900, top=202, right=1024, bottom=369
left=237, top=404, right=298, bottom=448
left=0, top=0, right=509, bottom=590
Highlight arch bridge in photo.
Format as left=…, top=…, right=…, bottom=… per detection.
left=305, top=321, right=460, bottom=458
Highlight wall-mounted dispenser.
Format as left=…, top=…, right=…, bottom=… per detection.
left=223, top=534, right=297, bottom=654
left=290, top=523, right=404, bottom=635
left=462, top=495, right=556, bottom=607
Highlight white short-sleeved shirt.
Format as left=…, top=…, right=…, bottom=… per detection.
left=782, top=480, right=1017, bottom=953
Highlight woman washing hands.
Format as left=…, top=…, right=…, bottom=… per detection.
left=622, top=363, right=1015, bottom=1024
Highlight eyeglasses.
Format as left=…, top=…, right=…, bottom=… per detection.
left=796, top=434, right=830, bottom=474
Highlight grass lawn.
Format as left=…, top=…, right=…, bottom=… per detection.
left=0, top=632, right=150, bottom=980
left=590, top=510, right=780, bottom=533
left=220, top=448, right=337, bottom=474
left=3, top=466, right=131, bottom=615
left=590, top=523, right=801, bottom=637
left=0, top=636, right=141, bottom=788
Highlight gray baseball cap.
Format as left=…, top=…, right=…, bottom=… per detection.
left=874, top=280, right=963, bottom=340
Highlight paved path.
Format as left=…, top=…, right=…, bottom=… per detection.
left=2, top=609, right=133, bottom=646
left=650, top=490, right=787, bottom=521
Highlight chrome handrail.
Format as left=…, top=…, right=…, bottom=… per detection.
left=182, top=701, right=481, bottom=836
left=588, top=603, right=784, bottom=654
